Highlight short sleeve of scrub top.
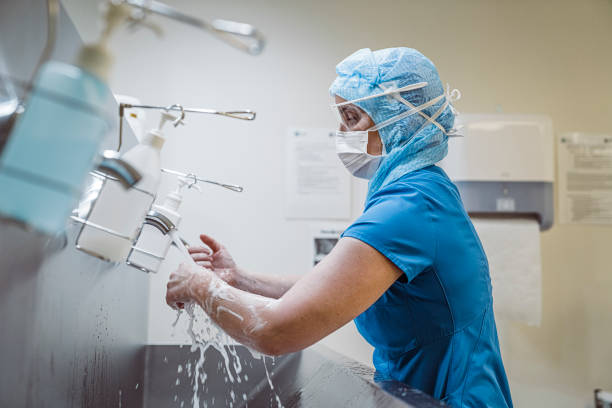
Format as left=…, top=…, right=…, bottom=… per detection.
left=342, top=182, right=435, bottom=282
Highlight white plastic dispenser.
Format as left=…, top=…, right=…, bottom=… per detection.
left=439, top=113, right=554, bottom=230
left=76, top=111, right=176, bottom=262
left=127, top=176, right=189, bottom=273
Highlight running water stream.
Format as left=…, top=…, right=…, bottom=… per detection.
left=169, top=231, right=283, bottom=408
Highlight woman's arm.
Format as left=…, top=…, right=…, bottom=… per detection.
left=228, top=268, right=302, bottom=299
left=167, top=236, right=402, bottom=356
left=189, top=234, right=301, bottom=299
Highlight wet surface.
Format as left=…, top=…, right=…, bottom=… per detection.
left=144, top=345, right=446, bottom=408
left=0, top=2, right=147, bottom=407
left=144, top=345, right=290, bottom=407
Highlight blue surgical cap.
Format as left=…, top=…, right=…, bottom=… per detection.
left=329, top=47, right=456, bottom=200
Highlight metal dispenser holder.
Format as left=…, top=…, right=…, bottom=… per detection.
left=71, top=169, right=155, bottom=262
left=70, top=102, right=254, bottom=263
left=126, top=168, right=244, bottom=273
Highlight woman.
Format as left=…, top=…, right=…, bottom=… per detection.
left=166, top=47, right=513, bottom=407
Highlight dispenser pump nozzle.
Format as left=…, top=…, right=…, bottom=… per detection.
left=75, top=2, right=131, bottom=81
left=162, top=176, right=190, bottom=212
left=143, top=111, right=178, bottom=150
left=157, top=111, right=177, bottom=132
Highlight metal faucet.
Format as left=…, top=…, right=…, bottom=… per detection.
left=97, top=149, right=142, bottom=188
left=141, top=210, right=190, bottom=251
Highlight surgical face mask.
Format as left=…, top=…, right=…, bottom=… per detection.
left=335, top=131, right=386, bottom=179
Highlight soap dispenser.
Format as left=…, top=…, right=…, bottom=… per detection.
left=127, top=175, right=190, bottom=273
left=76, top=111, right=176, bottom=263
left=0, top=3, right=131, bottom=234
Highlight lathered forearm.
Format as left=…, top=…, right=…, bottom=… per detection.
left=231, top=268, right=301, bottom=299
left=190, top=273, right=288, bottom=355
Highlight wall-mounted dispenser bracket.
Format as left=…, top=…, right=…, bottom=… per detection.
left=117, top=102, right=256, bottom=151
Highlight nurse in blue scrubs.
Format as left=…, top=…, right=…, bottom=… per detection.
left=166, top=47, right=513, bottom=407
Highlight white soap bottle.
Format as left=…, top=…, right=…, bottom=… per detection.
left=76, top=112, right=175, bottom=262
left=127, top=176, right=188, bottom=273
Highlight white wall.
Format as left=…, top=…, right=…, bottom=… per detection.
left=63, top=0, right=612, bottom=406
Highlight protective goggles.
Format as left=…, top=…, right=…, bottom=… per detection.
left=331, top=81, right=436, bottom=130
left=331, top=81, right=462, bottom=137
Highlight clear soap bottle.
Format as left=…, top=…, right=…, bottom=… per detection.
left=0, top=4, right=130, bottom=234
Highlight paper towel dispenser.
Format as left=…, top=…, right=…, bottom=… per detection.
left=440, top=114, right=554, bottom=231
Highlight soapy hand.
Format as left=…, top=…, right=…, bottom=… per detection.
left=166, top=262, right=211, bottom=310
left=190, top=233, right=297, bottom=299
left=189, top=234, right=239, bottom=286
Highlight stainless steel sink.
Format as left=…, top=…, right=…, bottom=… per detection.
left=142, top=344, right=445, bottom=408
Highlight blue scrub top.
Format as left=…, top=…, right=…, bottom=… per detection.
left=342, top=165, right=513, bottom=407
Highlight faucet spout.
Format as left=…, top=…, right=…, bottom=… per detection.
left=97, top=150, right=142, bottom=188
left=144, top=210, right=176, bottom=235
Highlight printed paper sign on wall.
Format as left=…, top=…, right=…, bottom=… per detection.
left=558, top=133, right=612, bottom=225
left=285, top=128, right=351, bottom=220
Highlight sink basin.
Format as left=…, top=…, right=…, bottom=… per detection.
left=142, top=344, right=446, bottom=408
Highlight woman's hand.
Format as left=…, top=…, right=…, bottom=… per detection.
left=189, top=233, right=300, bottom=299
left=189, top=234, right=239, bottom=286
left=166, top=262, right=211, bottom=309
